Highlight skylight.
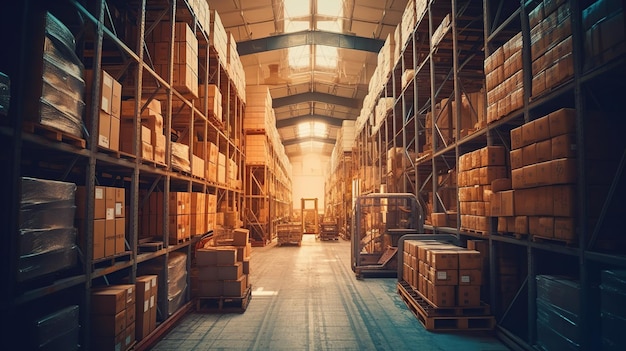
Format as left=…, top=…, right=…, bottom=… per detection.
left=315, top=45, right=338, bottom=69
left=284, top=0, right=310, bottom=18
left=297, top=122, right=328, bottom=138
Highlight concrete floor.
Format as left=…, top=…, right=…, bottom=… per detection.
left=152, top=235, right=510, bottom=351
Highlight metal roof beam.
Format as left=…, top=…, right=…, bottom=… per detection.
left=237, top=30, right=384, bottom=56
left=282, top=136, right=336, bottom=146
left=276, top=114, right=346, bottom=128
left=272, top=92, right=360, bottom=109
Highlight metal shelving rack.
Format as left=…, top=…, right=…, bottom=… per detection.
left=0, top=0, right=245, bottom=349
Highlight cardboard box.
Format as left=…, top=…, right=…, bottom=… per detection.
left=216, top=247, right=237, bottom=265
left=536, top=161, right=552, bottom=186
left=551, top=158, right=577, bottom=184
left=522, top=143, right=537, bottom=166
left=554, top=217, right=576, bottom=242
left=515, top=216, right=529, bottom=234
left=115, top=188, right=125, bottom=218
left=429, top=284, right=456, bottom=307
left=91, top=310, right=126, bottom=337
left=481, top=146, right=506, bottom=166
left=124, top=323, right=135, bottom=351
left=218, top=263, right=243, bottom=280
left=536, top=139, right=552, bottom=162
left=110, top=116, right=120, bottom=151
left=93, top=219, right=106, bottom=260
left=548, top=108, right=576, bottom=137
left=534, top=115, right=551, bottom=141
left=457, top=250, right=482, bottom=269
left=223, top=275, right=247, bottom=297
left=125, top=302, right=136, bottom=326
left=428, top=268, right=459, bottom=286
left=99, top=111, right=111, bottom=148
left=457, top=285, right=481, bottom=306
left=522, top=120, right=536, bottom=146
left=91, top=288, right=126, bottom=315
left=511, top=168, right=524, bottom=189
left=523, top=164, right=538, bottom=188
left=510, top=148, right=523, bottom=169
left=510, top=125, right=523, bottom=150
left=115, top=217, right=125, bottom=254
left=459, top=269, right=482, bottom=285
left=429, top=251, right=459, bottom=270
left=551, top=133, right=576, bottom=159
left=233, top=228, right=250, bottom=246
left=135, top=276, right=154, bottom=340
left=105, top=218, right=116, bottom=257
left=553, top=185, right=576, bottom=217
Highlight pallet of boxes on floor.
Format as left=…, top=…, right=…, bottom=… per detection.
left=397, top=239, right=495, bottom=332
left=192, top=227, right=252, bottom=313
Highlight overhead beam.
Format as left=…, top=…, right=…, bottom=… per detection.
left=282, top=136, right=336, bottom=146
left=237, top=30, right=384, bottom=56
left=276, top=114, right=346, bottom=128
left=272, top=92, right=360, bottom=109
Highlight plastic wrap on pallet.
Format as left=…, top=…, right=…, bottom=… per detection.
left=38, top=12, right=85, bottom=138
left=171, top=142, right=191, bottom=172
left=19, top=227, right=77, bottom=256
left=18, top=244, right=78, bottom=282
left=38, top=325, right=80, bottom=351
left=0, top=72, right=9, bottom=116
left=536, top=317, right=580, bottom=351
left=536, top=298, right=580, bottom=346
left=32, top=305, right=79, bottom=350
left=21, top=177, right=76, bottom=206
left=20, top=204, right=76, bottom=229
left=168, top=283, right=187, bottom=316
left=601, top=311, right=626, bottom=351
left=601, top=270, right=626, bottom=318
left=536, top=275, right=581, bottom=316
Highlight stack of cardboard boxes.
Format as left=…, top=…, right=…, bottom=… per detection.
left=91, top=284, right=135, bottom=351
left=402, top=240, right=483, bottom=307
left=76, top=186, right=126, bottom=260
left=193, top=228, right=252, bottom=298
left=484, top=32, right=523, bottom=123
left=134, top=275, right=158, bottom=341
left=506, top=108, right=577, bottom=242
left=529, top=1, right=574, bottom=99
left=120, top=98, right=166, bottom=164
left=457, top=146, right=507, bottom=232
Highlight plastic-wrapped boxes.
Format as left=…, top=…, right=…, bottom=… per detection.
left=18, top=177, right=78, bottom=282
left=31, top=305, right=80, bottom=351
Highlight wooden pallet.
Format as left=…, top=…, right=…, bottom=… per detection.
left=397, top=281, right=495, bottom=331
left=461, top=228, right=489, bottom=236
left=196, top=286, right=252, bottom=313
left=92, top=252, right=132, bottom=270
left=23, top=122, right=86, bottom=148
left=138, top=239, right=164, bottom=253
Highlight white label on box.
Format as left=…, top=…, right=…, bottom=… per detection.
left=95, top=188, right=104, bottom=199
left=150, top=295, right=155, bottom=308
left=144, top=300, right=149, bottom=312
left=127, top=287, right=133, bottom=297
left=115, top=203, right=123, bottom=216
left=437, top=271, right=448, bottom=280
left=144, top=283, right=150, bottom=292
left=101, top=96, right=110, bottom=112
left=99, top=134, right=109, bottom=148
left=151, top=277, right=157, bottom=288
left=461, top=275, right=470, bottom=283
left=115, top=343, right=121, bottom=351
left=125, top=335, right=131, bottom=347
left=106, top=208, right=115, bottom=220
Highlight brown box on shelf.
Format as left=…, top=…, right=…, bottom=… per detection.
left=522, top=120, right=536, bottom=146
left=457, top=250, right=482, bottom=270
left=500, top=190, right=514, bottom=217
left=98, top=111, right=111, bottom=149
left=551, top=158, right=577, bottom=184
left=431, top=212, right=447, bottom=227
left=429, top=284, right=456, bottom=307
left=135, top=276, right=154, bottom=340
left=515, top=216, right=529, bottom=235
left=534, top=115, right=551, bottom=142
left=511, top=168, right=524, bottom=189
left=109, top=116, right=120, bottom=151
left=553, top=185, right=576, bottom=217
left=522, top=144, right=537, bottom=166
left=510, top=148, right=523, bottom=170
left=481, top=146, right=506, bottom=166
left=554, top=217, right=576, bottom=242
left=93, top=219, right=106, bottom=260
left=124, top=323, right=135, bottom=351
left=523, top=164, right=538, bottom=188
left=105, top=218, right=116, bottom=257
left=536, top=139, right=552, bottom=163
left=91, top=310, right=126, bottom=337
left=115, top=187, right=125, bottom=218
left=115, top=217, right=125, bottom=254
left=233, top=228, right=250, bottom=246
left=457, top=285, right=481, bottom=307
left=548, top=108, right=576, bottom=137
left=91, top=287, right=127, bottom=315
left=536, top=161, right=552, bottom=186
left=510, top=125, right=523, bottom=150
left=551, top=133, right=576, bottom=159
left=218, top=263, right=243, bottom=280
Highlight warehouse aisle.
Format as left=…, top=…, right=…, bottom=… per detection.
left=152, top=235, right=510, bottom=351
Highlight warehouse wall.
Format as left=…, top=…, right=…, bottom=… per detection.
left=291, top=154, right=329, bottom=210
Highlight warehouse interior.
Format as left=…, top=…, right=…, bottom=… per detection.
left=0, top=0, right=625, bottom=350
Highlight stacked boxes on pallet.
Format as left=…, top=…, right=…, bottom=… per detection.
left=227, top=33, right=246, bottom=103
left=91, top=284, right=136, bottom=351
left=508, top=108, right=577, bottom=243
left=458, top=146, right=507, bottom=233
left=536, top=275, right=582, bottom=351
left=208, top=10, right=228, bottom=66
left=76, top=185, right=126, bottom=260
left=402, top=240, right=483, bottom=308
left=198, top=84, right=222, bottom=122
left=138, top=252, right=188, bottom=317
left=529, top=1, right=574, bottom=99
left=485, top=32, right=523, bottom=123
left=193, top=228, right=252, bottom=298
left=134, top=275, right=158, bottom=341
left=583, top=0, right=625, bottom=71
left=120, top=99, right=166, bottom=163
left=145, top=22, right=199, bottom=98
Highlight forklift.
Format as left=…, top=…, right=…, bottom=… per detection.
left=351, top=193, right=424, bottom=279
